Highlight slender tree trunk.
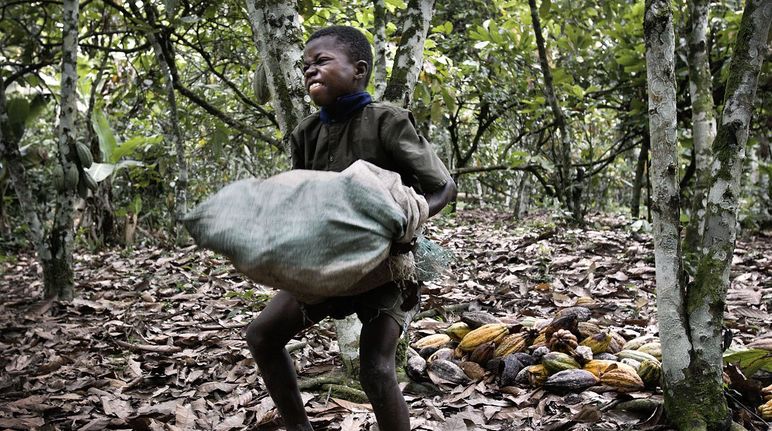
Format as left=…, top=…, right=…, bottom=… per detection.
left=372, top=0, right=389, bottom=100
left=685, top=2, right=769, bottom=430
left=44, top=0, right=80, bottom=300
left=382, top=0, right=435, bottom=107
left=245, top=0, right=309, bottom=136
left=528, top=0, right=579, bottom=221
left=631, top=133, right=650, bottom=218
left=0, top=80, right=47, bottom=256
left=133, top=3, right=188, bottom=245
left=644, top=1, right=693, bottom=428
left=683, top=0, right=717, bottom=257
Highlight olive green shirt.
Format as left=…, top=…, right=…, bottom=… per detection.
left=290, top=102, right=450, bottom=194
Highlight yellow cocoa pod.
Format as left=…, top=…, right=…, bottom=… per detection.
left=445, top=322, right=471, bottom=342
left=621, top=335, right=657, bottom=351
left=759, top=399, right=772, bottom=420
left=580, top=331, right=612, bottom=355
left=458, top=323, right=508, bottom=352
left=616, top=349, right=659, bottom=364
left=494, top=333, right=528, bottom=357
left=583, top=360, right=637, bottom=378
left=600, top=367, right=645, bottom=392
left=525, top=364, right=548, bottom=387
left=762, top=384, right=772, bottom=402
left=637, top=342, right=662, bottom=361
left=413, top=333, right=451, bottom=350
left=637, top=359, right=662, bottom=388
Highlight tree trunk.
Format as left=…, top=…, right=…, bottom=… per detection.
left=644, top=0, right=695, bottom=428
left=631, top=133, right=650, bottom=219
left=684, top=1, right=769, bottom=430
left=0, top=81, right=47, bottom=257
left=372, top=0, right=389, bottom=101
left=683, top=0, right=717, bottom=257
left=131, top=3, right=188, bottom=245
left=528, top=0, right=579, bottom=221
left=245, top=0, right=309, bottom=136
left=45, top=0, right=80, bottom=300
left=382, top=0, right=435, bottom=107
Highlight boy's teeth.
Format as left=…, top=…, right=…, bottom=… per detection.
left=310, top=83, right=321, bottom=90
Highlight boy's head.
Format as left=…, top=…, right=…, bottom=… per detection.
left=303, top=25, right=372, bottom=107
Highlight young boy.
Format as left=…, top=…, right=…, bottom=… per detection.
left=245, top=26, right=457, bottom=431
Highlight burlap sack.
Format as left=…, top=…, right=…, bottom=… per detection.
left=182, top=160, right=428, bottom=303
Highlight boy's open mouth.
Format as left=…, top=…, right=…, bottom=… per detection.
left=308, top=82, right=323, bottom=92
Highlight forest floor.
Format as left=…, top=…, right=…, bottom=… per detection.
left=0, top=209, right=770, bottom=431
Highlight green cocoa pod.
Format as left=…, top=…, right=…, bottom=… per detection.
left=64, top=164, right=79, bottom=189
left=76, top=143, right=93, bottom=168
left=52, top=165, right=65, bottom=191
left=81, top=170, right=98, bottom=191
left=253, top=62, right=271, bottom=104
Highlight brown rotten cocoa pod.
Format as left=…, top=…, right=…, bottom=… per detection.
left=548, top=329, right=579, bottom=353
left=469, top=341, right=495, bottom=365
left=460, top=361, right=487, bottom=380
left=543, top=313, right=580, bottom=340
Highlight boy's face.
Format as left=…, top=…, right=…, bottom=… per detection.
left=303, top=36, right=367, bottom=107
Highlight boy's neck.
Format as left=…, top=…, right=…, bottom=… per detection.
left=320, top=91, right=372, bottom=124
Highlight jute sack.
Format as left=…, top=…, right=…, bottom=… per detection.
left=182, top=160, right=428, bottom=303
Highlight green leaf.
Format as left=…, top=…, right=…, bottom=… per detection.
left=570, top=84, right=584, bottom=98
left=540, top=0, right=551, bottom=16
left=92, top=110, right=118, bottom=163
left=86, top=163, right=116, bottom=182
left=723, top=349, right=772, bottom=377
left=111, top=135, right=162, bottom=163
left=6, top=98, right=30, bottom=127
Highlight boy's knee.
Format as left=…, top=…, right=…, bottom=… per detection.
left=245, top=319, right=275, bottom=351
left=359, top=362, right=395, bottom=391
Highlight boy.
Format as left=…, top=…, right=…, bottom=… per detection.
left=245, top=26, right=457, bottom=431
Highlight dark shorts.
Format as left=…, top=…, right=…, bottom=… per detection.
left=298, top=281, right=420, bottom=333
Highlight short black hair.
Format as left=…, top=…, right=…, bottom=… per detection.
left=308, top=25, right=373, bottom=83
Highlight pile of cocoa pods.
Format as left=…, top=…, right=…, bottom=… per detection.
left=406, top=305, right=664, bottom=394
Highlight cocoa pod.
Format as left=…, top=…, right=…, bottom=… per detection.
left=494, top=333, right=528, bottom=357
left=554, top=306, right=591, bottom=322
left=445, top=322, right=471, bottom=341
left=600, top=367, right=645, bottom=392
left=460, top=311, right=501, bottom=329
left=460, top=361, right=486, bottom=380
left=542, top=351, right=580, bottom=374
left=75, top=143, right=93, bottom=168
left=468, top=341, right=495, bottom=365
left=580, top=331, right=612, bottom=355
left=458, top=323, right=508, bottom=352
left=252, top=62, right=271, bottom=104
left=498, top=354, right=524, bottom=387
left=428, top=359, right=470, bottom=386
left=414, top=333, right=451, bottom=350
left=427, top=347, right=455, bottom=364
left=406, top=355, right=427, bottom=381
left=637, top=359, right=662, bottom=388
left=636, top=342, right=662, bottom=361
left=543, top=369, right=599, bottom=393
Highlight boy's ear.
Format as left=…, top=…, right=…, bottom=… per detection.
left=354, top=60, right=369, bottom=81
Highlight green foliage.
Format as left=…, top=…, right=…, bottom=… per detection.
left=723, top=349, right=772, bottom=377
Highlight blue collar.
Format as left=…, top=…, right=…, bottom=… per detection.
left=319, top=91, right=373, bottom=124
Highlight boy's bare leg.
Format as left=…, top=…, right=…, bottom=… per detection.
left=359, top=315, right=410, bottom=431
left=245, top=291, right=321, bottom=431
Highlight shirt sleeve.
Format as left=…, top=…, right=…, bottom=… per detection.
left=290, top=129, right=305, bottom=170
left=382, top=109, right=450, bottom=193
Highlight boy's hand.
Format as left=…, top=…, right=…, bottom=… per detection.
left=400, top=280, right=420, bottom=311
left=425, top=177, right=458, bottom=217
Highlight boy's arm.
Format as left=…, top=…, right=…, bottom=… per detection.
left=425, top=176, right=457, bottom=218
